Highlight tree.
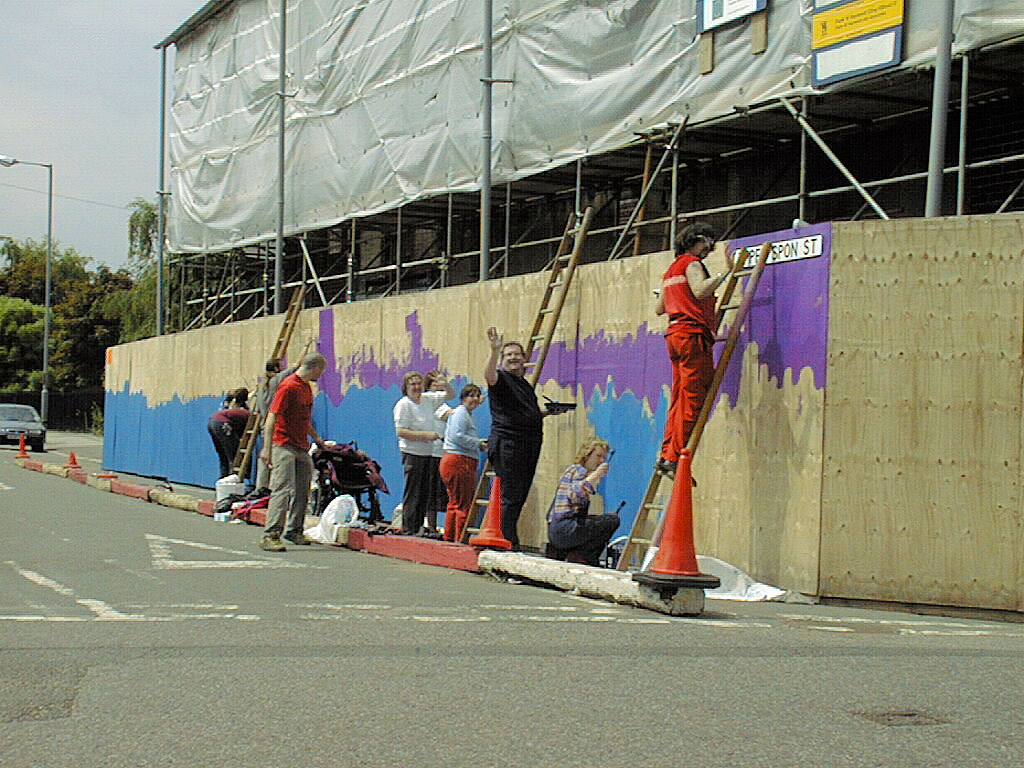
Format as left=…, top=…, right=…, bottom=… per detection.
left=0, top=296, right=44, bottom=391
left=53, top=266, right=133, bottom=388
left=0, top=237, right=90, bottom=307
left=100, top=198, right=160, bottom=342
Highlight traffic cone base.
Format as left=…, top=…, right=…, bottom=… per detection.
left=15, top=434, right=30, bottom=459
left=469, top=476, right=512, bottom=550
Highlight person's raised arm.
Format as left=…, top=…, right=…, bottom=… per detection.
left=484, top=326, right=502, bottom=387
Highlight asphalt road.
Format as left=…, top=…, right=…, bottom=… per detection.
left=1, top=435, right=1023, bottom=767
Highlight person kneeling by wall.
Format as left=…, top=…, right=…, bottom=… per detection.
left=546, top=437, right=619, bottom=566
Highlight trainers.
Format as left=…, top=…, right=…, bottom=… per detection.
left=654, top=458, right=677, bottom=477
left=259, top=534, right=287, bottom=552
left=283, top=532, right=313, bottom=546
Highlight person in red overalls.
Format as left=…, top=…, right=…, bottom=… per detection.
left=654, top=222, right=733, bottom=476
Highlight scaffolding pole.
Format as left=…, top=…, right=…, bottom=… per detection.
left=925, top=0, right=955, bottom=217
left=780, top=96, right=889, bottom=220
left=274, top=0, right=287, bottom=313
left=957, top=54, right=969, bottom=216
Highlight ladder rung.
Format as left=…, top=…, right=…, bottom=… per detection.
left=475, top=499, right=490, bottom=506
left=523, top=360, right=538, bottom=367
left=719, top=302, right=741, bottom=311
left=539, top=308, right=555, bottom=315
left=484, top=470, right=496, bottom=477
left=549, top=280, right=563, bottom=288
left=642, top=502, right=664, bottom=510
left=630, top=537, right=651, bottom=546
left=530, top=334, right=545, bottom=341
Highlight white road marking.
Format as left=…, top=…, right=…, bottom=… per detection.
left=289, top=603, right=391, bottom=610
left=476, top=604, right=577, bottom=611
left=0, top=481, right=13, bottom=490
left=779, top=613, right=1023, bottom=637
left=5, top=561, right=261, bottom=622
left=146, top=533, right=314, bottom=570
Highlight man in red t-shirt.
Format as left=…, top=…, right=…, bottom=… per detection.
left=258, top=353, right=328, bottom=551
left=654, top=222, right=733, bottom=476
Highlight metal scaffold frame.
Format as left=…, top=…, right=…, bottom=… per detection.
left=156, top=31, right=1024, bottom=331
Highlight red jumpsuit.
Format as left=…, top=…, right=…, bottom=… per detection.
left=660, top=253, right=716, bottom=463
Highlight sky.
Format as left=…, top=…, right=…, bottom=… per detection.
left=0, top=1, right=205, bottom=269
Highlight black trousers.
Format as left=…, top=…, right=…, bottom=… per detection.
left=400, top=452, right=436, bottom=534
left=489, top=434, right=542, bottom=550
left=207, top=419, right=239, bottom=480
left=549, top=514, right=621, bottom=566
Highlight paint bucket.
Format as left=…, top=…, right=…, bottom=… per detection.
left=215, top=474, right=244, bottom=502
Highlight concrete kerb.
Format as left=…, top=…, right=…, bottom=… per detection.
left=477, top=551, right=705, bottom=616
left=86, top=474, right=113, bottom=492
left=149, top=487, right=201, bottom=513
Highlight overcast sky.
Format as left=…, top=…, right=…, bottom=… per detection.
left=0, top=1, right=204, bottom=269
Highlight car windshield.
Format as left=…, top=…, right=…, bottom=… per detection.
left=0, top=405, right=41, bottom=422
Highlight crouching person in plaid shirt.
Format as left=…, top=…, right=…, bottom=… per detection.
left=546, top=437, right=619, bottom=566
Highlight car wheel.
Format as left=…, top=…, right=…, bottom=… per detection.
left=30, top=440, right=45, bottom=452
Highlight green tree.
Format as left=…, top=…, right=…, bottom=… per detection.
left=101, top=198, right=160, bottom=342
left=53, top=266, right=133, bottom=388
left=0, top=237, right=90, bottom=307
left=0, top=296, right=44, bottom=391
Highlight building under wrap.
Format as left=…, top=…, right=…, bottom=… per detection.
left=161, top=0, right=1024, bottom=254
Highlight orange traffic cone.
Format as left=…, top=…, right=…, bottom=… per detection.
left=633, top=449, right=719, bottom=597
left=64, top=451, right=81, bottom=469
left=468, top=476, right=512, bottom=550
left=16, top=434, right=30, bottom=459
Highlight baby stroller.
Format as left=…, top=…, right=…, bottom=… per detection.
left=311, top=442, right=389, bottom=524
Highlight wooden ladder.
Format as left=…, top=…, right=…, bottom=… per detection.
left=230, top=285, right=307, bottom=478
left=459, top=206, right=594, bottom=542
left=616, top=242, right=772, bottom=571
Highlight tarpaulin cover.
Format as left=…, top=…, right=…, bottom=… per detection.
left=167, top=0, right=1024, bottom=252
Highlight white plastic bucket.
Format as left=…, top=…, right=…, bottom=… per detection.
left=215, top=474, right=244, bottom=502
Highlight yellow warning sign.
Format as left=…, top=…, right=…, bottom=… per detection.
left=812, top=0, right=903, bottom=50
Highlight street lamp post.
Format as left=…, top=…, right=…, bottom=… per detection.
left=0, top=154, right=54, bottom=424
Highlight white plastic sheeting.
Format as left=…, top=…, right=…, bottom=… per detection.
left=166, top=0, right=1024, bottom=253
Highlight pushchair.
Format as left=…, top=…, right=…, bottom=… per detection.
left=310, top=442, right=389, bottom=524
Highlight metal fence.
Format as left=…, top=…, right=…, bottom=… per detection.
left=0, top=389, right=104, bottom=432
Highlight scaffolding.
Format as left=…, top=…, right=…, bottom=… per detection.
left=155, top=3, right=1024, bottom=331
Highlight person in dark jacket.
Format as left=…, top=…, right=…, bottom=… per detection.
left=207, top=387, right=251, bottom=479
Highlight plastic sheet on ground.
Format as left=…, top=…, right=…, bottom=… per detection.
left=639, top=547, right=811, bottom=602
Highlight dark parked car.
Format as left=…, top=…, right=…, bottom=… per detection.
left=0, top=404, right=46, bottom=451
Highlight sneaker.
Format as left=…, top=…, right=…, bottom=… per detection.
left=259, top=534, right=287, bottom=552
left=283, top=532, right=313, bottom=546
left=654, top=458, right=677, bottom=477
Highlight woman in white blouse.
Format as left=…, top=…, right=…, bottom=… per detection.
left=393, top=370, right=453, bottom=535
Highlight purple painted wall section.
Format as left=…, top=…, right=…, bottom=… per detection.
left=317, top=309, right=442, bottom=407
left=552, top=323, right=667, bottom=405
left=315, top=224, right=829, bottom=418
left=718, top=223, right=832, bottom=404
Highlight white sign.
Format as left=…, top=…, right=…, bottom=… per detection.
left=697, top=0, right=767, bottom=34
left=735, top=235, right=824, bottom=268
